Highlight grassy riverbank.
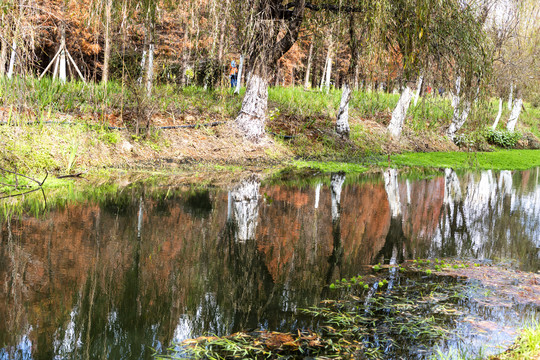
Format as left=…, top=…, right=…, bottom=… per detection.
left=0, top=77, right=539, bottom=179
left=389, top=150, right=540, bottom=171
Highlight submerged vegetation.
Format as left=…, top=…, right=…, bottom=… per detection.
left=157, top=259, right=540, bottom=360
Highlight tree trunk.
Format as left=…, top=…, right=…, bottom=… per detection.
left=59, top=28, right=67, bottom=83
left=413, top=75, right=423, bottom=106
left=507, top=83, right=513, bottom=111
left=447, top=76, right=470, bottom=141
left=319, top=53, right=328, bottom=91
left=235, top=0, right=305, bottom=141
left=101, top=0, right=112, bottom=84
left=0, top=15, right=7, bottom=77
left=234, top=55, right=244, bottom=94
left=388, top=86, right=413, bottom=138
left=336, top=83, right=351, bottom=137
left=7, top=40, right=17, bottom=79
left=506, top=98, right=522, bottom=132
left=492, top=98, right=503, bottom=130
left=353, top=62, right=360, bottom=90
left=304, top=41, right=313, bottom=89
left=451, top=77, right=461, bottom=109
left=146, top=41, right=154, bottom=95
left=231, top=176, right=260, bottom=241
left=324, top=51, right=332, bottom=93
left=447, top=100, right=471, bottom=141
left=235, top=73, right=268, bottom=142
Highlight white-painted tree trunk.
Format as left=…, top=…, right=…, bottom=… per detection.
left=383, top=168, right=401, bottom=218
left=319, top=55, right=327, bottom=91
left=324, top=53, right=332, bottom=93
left=235, top=73, right=268, bottom=142
left=413, top=75, right=424, bottom=106
left=506, top=98, right=522, bottom=132
left=492, top=98, right=503, bottom=130
left=231, top=177, right=260, bottom=241
left=353, top=63, right=360, bottom=90
left=336, top=83, right=351, bottom=137
left=304, top=42, right=313, bottom=89
left=146, top=42, right=154, bottom=95
left=508, top=83, right=513, bottom=111
left=330, top=173, right=345, bottom=222
left=444, top=168, right=462, bottom=205
left=447, top=77, right=470, bottom=141
left=7, top=40, right=17, bottom=79
left=0, top=36, right=7, bottom=77
left=388, top=86, right=413, bottom=138
left=139, top=49, right=147, bottom=84
left=447, top=101, right=471, bottom=141
left=451, top=77, right=461, bottom=109
left=234, top=55, right=244, bottom=94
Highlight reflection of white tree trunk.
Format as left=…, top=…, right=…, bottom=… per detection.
left=506, top=98, right=522, bottom=132
left=227, top=191, right=233, bottom=221
left=314, top=182, right=322, bottom=209
left=137, top=197, right=144, bottom=239
left=330, top=173, right=345, bottom=222
left=444, top=168, right=462, bottom=205
left=383, top=168, right=401, bottom=218
left=231, top=177, right=261, bottom=241
left=498, top=170, right=513, bottom=196
left=388, top=86, right=413, bottom=138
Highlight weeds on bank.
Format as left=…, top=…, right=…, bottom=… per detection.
left=491, top=321, right=540, bottom=360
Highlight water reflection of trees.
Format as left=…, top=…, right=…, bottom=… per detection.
left=0, top=168, right=539, bottom=359
left=432, top=169, right=540, bottom=269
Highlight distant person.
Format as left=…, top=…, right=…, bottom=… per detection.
left=438, top=87, right=445, bottom=97
left=230, top=60, right=238, bottom=88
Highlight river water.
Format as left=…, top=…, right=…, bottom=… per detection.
left=1, top=168, right=539, bottom=359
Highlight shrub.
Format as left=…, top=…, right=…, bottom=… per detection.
left=484, top=129, right=522, bottom=148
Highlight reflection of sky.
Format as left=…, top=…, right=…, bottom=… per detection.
left=0, top=333, right=32, bottom=360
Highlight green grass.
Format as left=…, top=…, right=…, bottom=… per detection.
left=389, top=150, right=540, bottom=170
left=493, top=321, right=540, bottom=360
left=291, top=160, right=368, bottom=173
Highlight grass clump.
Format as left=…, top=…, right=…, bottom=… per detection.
left=491, top=321, right=540, bottom=360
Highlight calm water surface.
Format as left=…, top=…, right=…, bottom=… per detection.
left=1, top=168, right=539, bottom=359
